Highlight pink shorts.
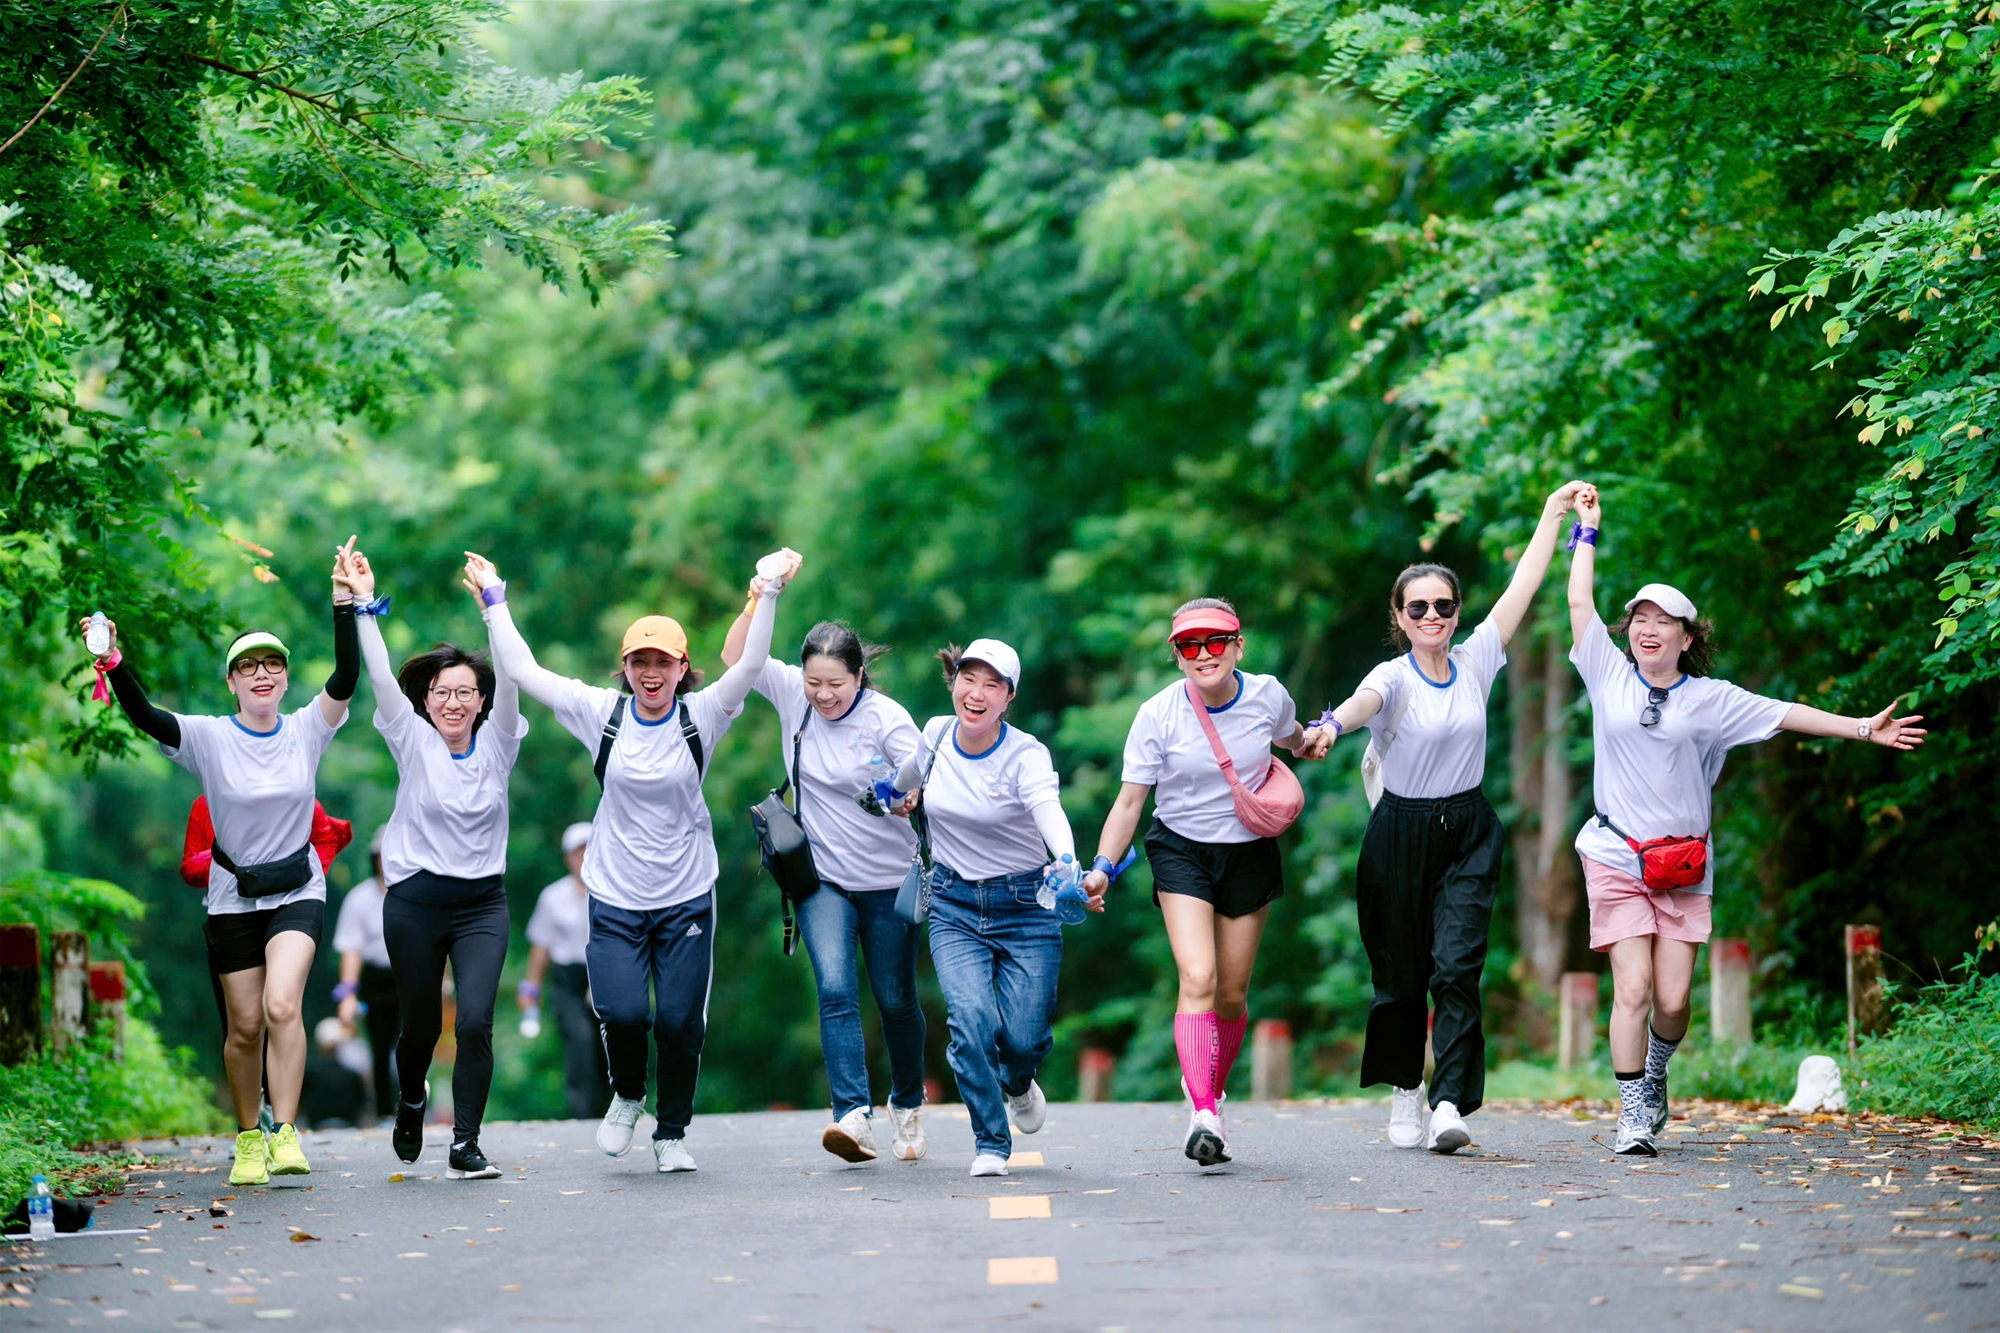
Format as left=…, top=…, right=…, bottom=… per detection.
left=1582, top=856, right=1713, bottom=950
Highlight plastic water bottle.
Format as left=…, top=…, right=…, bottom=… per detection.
left=859, top=755, right=902, bottom=815
left=27, top=1175, right=55, bottom=1240
left=1041, top=854, right=1089, bottom=923
left=85, top=612, right=110, bottom=657
left=519, top=1003, right=542, bottom=1040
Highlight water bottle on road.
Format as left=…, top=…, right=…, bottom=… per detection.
left=28, top=1174, right=55, bottom=1240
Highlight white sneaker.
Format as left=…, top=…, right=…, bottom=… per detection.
left=1005, top=1080, right=1046, bottom=1135
left=1184, top=1107, right=1230, bottom=1166
left=969, top=1153, right=1009, bottom=1178
left=1426, top=1099, right=1471, bottom=1154
left=1388, top=1084, right=1427, bottom=1149
left=889, top=1105, right=927, bottom=1161
left=821, top=1107, right=879, bottom=1163
left=596, top=1094, right=645, bottom=1157
left=653, top=1138, right=697, bottom=1173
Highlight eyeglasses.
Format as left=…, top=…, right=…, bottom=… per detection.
left=1173, top=634, right=1240, bottom=661
left=428, top=685, right=483, bottom=705
left=1640, top=685, right=1671, bottom=728
left=1401, top=599, right=1460, bottom=621
left=231, top=656, right=288, bottom=678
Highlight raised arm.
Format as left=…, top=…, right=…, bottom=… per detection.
left=81, top=617, right=181, bottom=748
left=339, top=549, right=409, bottom=722
left=462, top=555, right=520, bottom=734
left=462, top=552, right=574, bottom=710
left=322, top=536, right=361, bottom=728
left=1487, top=481, right=1588, bottom=644
left=1780, top=700, right=1927, bottom=750
left=717, top=580, right=765, bottom=668
left=1567, top=485, right=1603, bottom=646
left=710, top=550, right=800, bottom=713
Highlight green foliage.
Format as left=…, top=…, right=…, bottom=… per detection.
left=0, top=869, right=154, bottom=1012
left=1854, top=930, right=2000, bottom=1127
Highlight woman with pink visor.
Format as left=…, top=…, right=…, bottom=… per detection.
left=1566, top=488, right=1925, bottom=1154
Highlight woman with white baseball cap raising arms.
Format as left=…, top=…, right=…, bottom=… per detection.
left=1567, top=488, right=1925, bottom=1155
left=894, top=638, right=1077, bottom=1177
left=471, top=546, right=801, bottom=1172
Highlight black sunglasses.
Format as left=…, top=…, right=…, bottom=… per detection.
left=1640, top=684, right=1671, bottom=727
left=1173, top=633, right=1240, bottom=661
left=1401, top=599, right=1460, bottom=621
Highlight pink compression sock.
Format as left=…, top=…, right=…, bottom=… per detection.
left=1174, top=1011, right=1221, bottom=1113
left=1215, top=1012, right=1248, bottom=1099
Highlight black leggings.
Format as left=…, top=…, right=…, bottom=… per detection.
left=381, top=875, right=509, bottom=1144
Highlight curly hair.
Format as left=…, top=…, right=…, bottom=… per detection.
left=1610, top=609, right=1717, bottom=677
left=397, top=644, right=496, bottom=733
left=1386, top=564, right=1462, bottom=651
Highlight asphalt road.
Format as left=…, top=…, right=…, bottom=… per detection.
left=6, top=1099, right=1995, bottom=1331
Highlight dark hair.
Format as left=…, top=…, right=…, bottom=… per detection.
left=1173, top=595, right=1239, bottom=621
left=610, top=658, right=704, bottom=696
left=936, top=643, right=1016, bottom=697
left=398, top=644, right=496, bottom=733
left=1610, top=609, right=1717, bottom=677
left=800, top=621, right=886, bottom=688
left=1386, top=563, right=1463, bottom=650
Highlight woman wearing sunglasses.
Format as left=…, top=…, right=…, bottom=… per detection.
left=472, top=546, right=800, bottom=1173
left=1314, top=481, right=1590, bottom=1156
left=82, top=542, right=360, bottom=1187
left=1084, top=599, right=1333, bottom=1167
left=1566, top=488, right=1925, bottom=1155
left=336, top=545, right=525, bottom=1180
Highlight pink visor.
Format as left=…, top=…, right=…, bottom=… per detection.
left=1170, top=606, right=1241, bottom=640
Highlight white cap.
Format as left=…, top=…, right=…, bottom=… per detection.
left=1624, top=582, right=1698, bottom=621
left=958, top=638, right=1021, bottom=691
left=561, top=822, right=593, bottom=855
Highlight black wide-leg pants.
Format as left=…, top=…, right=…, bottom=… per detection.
left=1356, top=787, right=1503, bottom=1113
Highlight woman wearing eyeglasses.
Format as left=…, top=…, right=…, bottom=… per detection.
left=1565, top=489, right=1925, bottom=1155
left=1313, top=482, right=1590, bottom=1156
left=82, top=543, right=360, bottom=1187
left=337, top=546, right=525, bottom=1180
left=1084, top=599, right=1334, bottom=1167
left=472, top=546, right=800, bottom=1173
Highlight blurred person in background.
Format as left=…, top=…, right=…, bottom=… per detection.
left=331, top=829, right=401, bottom=1120
left=521, top=822, right=611, bottom=1119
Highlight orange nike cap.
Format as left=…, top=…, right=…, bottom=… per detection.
left=621, top=615, right=689, bottom=660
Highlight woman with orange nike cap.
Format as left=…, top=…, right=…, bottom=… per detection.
left=470, top=547, right=800, bottom=1174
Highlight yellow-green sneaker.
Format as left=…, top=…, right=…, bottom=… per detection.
left=229, top=1129, right=270, bottom=1187
left=268, top=1122, right=311, bottom=1176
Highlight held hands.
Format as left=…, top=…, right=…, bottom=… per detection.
left=462, top=551, right=502, bottom=600
left=335, top=545, right=376, bottom=603
left=755, top=548, right=804, bottom=589
left=1290, top=725, right=1335, bottom=761
left=1867, top=701, right=1927, bottom=751
left=330, top=535, right=361, bottom=604
left=1574, top=485, right=1602, bottom=528
left=1547, top=480, right=1591, bottom=514
left=1081, top=869, right=1110, bottom=911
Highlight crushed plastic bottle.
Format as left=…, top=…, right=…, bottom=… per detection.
left=27, top=1174, right=55, bottom=1241
left=1040, top=854, right=1089, bottom=923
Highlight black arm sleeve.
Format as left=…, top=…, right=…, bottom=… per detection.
left=106, top=661, right=181, bottom=749
left=325, top=602, right=359, bottom=702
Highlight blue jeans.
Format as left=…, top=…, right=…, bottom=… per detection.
left=925, top=864, right=1062, bottom=1157
left=796, top=882, right=926, bottom=1119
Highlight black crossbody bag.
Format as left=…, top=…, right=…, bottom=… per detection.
left=749, top=709, right=819, bottom=956
left=211, top=840, right=315, bottom=899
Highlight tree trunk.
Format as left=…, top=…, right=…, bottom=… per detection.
left=1511, top=628, right=1582, bottom=1051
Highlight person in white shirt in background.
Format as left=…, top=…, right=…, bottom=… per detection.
left=340, top=545, right=527, bottom=1182
left=331, top=829, right=400, bottom=1121
left=721, top=596, right=930, bottom=1165
left=1565, top=487, right=1926, bottom=1155
left=1310, top=482, right=1591, bottom=1156
left=520, top=822, right=611, bottom=1120
left=473, top=545, right=800, bottom=1174
left=1085, top=599, right=1334, bottom=1167
left=895, top=639, right=1076, bottom=1178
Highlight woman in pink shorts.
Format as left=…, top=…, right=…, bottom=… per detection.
left=1565, top=488, right=1927, bottom=1155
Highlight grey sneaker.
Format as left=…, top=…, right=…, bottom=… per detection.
left=1644, top=1079, right=1670, bottom=1136
left=821, top=1107, right=879, bottom=1163
left=1613, top=1119, right=1658, bottom=1156
left=596, top=1095, right=645, bottom=1157
left=1005, top=1080, right=1046, bottom=1135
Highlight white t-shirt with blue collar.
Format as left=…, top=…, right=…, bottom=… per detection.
left=1356, top=619, right=1507, bottom=800
left=914, top=717, right=1062, bottom=882
left=1121, top=670, right=1300, bottom=844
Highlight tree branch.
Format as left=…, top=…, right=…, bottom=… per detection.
left=0, top=4, right=128, bottom=159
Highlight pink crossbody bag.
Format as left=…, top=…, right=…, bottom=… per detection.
left=1186, top=680, right=1305, bottom=838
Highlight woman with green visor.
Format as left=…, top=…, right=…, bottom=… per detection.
left=84, top=542, right=360, bottom=1187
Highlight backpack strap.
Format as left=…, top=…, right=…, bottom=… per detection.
left=680, top=705, right=705, bottom=777
left=910, top=725, right=947, bottom=868
left=593, top=695, right=627, bottom=790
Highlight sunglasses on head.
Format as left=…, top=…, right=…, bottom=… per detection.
left=1401, top=599, right=1460, bottom=621
left=1172, top=633, right=1240, bottom=661
left=1640, top=684, right=1671, bottom=727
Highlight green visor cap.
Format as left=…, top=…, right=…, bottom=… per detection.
left=223, top=631, right=291, bottom=677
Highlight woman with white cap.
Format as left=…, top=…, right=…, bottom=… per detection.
left=719, top=597, right=929, bottom=1165
left=82, top=542, right=360, bottom=1187
left=1566, top=488, right=1926, bottom=1154
left=890, top=638, right=1076, bottom=1176
left=521, top=822, right=611, bottom=1120
left=1083, top=598, right=1333, bottom=1166
left=470, top=546, right=801, bottom=1172
left=336, top=545, right=526, bottom=1180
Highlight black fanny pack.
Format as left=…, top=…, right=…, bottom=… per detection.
left=211, top=841, right=315, bottom=899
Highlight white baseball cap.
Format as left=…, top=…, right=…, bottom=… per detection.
left=1624, top=582, right=1699, bottom=621
left=958, top=638, right=1020, bottom=691
left=561, top=822, right=593, bottom=855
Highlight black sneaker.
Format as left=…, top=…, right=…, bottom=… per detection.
left=392, top=1096, right=427, bottom=1164
left=448, top=1139, right=502, bottom=1180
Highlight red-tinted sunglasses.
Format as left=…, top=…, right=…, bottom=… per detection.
left=1173, top=633, right=1240, bottom=661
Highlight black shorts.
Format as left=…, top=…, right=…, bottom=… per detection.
left=1144, top=819, right=1284, bottom=919
left=204, top=898, right=325, bottom=975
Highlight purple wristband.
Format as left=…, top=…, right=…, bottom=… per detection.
left=480, top=582, right=507, bottom=608
left=331, top=981, right=358, bottom=1003
left=1567, top=523, right=1599, bottom=551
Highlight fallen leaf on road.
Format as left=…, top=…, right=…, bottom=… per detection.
left=286, top=1234, right=317, bottom=1244
left=1531, top=1199, right=1553, bottom=1207
left=1082, top=1189, right=1117, bottom=1195
left=386, top=1174, right=405, bottom=1183
left=1779, top=1284, right=1824, bottom=1298
left=253, top=1312, right=294, bottom=1320
left=560, top=1191, right=587, bottom=1196
left=397, top=1253, right=427, bottom=1259
left=501, top=1285, right=520, bottom=1292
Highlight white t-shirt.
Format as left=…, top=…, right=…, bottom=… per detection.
left=1121, top=671, right=1300, bottom=844
left=753, top=661, right=922, bottom=892
left=916, top=718, right=1062, bottom=882
left=375, top=704, right=528, bottom=886
left=161, top=704, right=345, bottom=914
left=1356, top=620, right=1508, bottom=800
left=525, top=875, right=591, bottom=966
left=1570, top=614, right=1792, bottom=893
left=547, top=679, right=742, bottom=911
left=331, top=877, right=390, bottom=969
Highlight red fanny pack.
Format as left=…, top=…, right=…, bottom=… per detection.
left=1598, top=812, right=1708, bottom=892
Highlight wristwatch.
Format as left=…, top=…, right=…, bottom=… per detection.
left=1856, top=719, right=1872, bottom=740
